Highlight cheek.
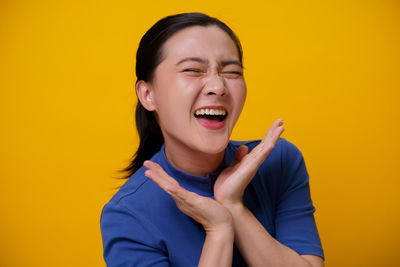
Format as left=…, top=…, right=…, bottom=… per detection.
left=172, top=76, right=204, bottom=106
left=154, top=77, right=200, bottom=118
left=230, top=80, right=247, bottom=106
left=176, top=75, right=204, bottom=93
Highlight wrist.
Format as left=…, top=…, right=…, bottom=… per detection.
left=205, top=213, right=234, bottom=235
left=223, top=201, right=247, bottom=215
left=206, top=225, right=234, bottom=242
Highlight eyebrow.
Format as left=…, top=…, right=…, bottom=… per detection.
left=175, top=57, right=243, bottom=68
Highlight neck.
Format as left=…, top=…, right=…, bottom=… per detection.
left=164, top=141, right=225, bottom=177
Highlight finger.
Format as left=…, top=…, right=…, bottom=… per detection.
left=145, top=167, right=195, bottom=206
left=273, top=125, right=285, bottom=143
left=161, top=179, right=211, bottom=225
left=144, top=160, right=178, bottom=185
left=168, top=185, right=196, bottom=204
left=243, top=120, right=284, bottom=169
left=144, top=161, right=178, bottom=190
left=232, top=145, right=249, bottom=165
left=144, top=168, right=171, bottom=191
left=169, top=190, right=220, bottom=226
left=166, top=184, right=206, bottom=213
left=144, top=161, right=197, bottom=204
left=143, top=161, right=220, bottom=226
left=265, top=119, right=284, bottom=141
left=261, top=119, right=284, bottom=152
left=165, top=183, right=192, bottom=201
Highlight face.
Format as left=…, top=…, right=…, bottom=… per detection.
left=143, top=25, right=246, bottom=156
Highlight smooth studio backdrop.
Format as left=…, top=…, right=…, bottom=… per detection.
left=1, top=0, right=399, bottom=266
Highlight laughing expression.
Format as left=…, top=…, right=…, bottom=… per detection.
left=145, top=25, right=247, bottom=159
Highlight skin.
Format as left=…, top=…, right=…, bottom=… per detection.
left=137, top=25, right=246, bottom=177
left=137, top=25, right=324, bottom=267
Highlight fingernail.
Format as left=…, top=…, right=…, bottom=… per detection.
left=143, top=160, right=151, bottom=167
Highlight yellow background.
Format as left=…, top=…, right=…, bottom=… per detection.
left=1, top=0, right=399, bottom=266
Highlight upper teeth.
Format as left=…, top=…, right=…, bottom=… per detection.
left=195, top=108, right=226, bottom=116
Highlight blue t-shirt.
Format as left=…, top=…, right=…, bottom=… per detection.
left=100, top=138, right=324, bottom=266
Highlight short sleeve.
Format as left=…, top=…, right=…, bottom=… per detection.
left=275, top=139, right=324, bottom=259
left=100, top=200, right=170, bottom=267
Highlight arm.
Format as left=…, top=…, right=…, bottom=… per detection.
left=225, top=202, right=323, bottom=267
left=100, top=169, right=234, bottom=267
left=144, top=161, right=234, bottom=267
left=199, top=225, right=234, bottom=267
left=100, top=202, right=170, bottom=267
left=214, top=119, right=324, bottom=267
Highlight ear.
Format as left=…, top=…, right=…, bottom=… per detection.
left=136, top=80, right=156, bottom=111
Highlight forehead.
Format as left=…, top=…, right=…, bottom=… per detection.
left=161, top=25, right=239, bottom=62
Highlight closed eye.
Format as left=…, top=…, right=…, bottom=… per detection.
left=222, top=71, right=243, bottom=78
left=224, top=71, right=242, bottom=75
left=183, top=69, right=203, bottom=73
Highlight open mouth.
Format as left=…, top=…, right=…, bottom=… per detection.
left=194, top=108, right=228, bottom=122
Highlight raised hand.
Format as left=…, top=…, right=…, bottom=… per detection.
left=214, top=119, right=285, bottom=208
left=143, top=160, right=233, bottom=233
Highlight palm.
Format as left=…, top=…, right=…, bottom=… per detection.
left=143, top=160, right=232, bottom=232
left=214, top=119, right=285, bottom=206
left=214, top=149, right=248, bottom=204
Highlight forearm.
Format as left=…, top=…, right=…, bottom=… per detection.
left=198, top=227, right=234, bottom=267
left=227, top=203, right=318, bottom=267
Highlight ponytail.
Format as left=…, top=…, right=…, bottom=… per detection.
left=122, top=102, right=164, bottom=178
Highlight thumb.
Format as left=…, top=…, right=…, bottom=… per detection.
left=232, top=145, right=249, bottom=165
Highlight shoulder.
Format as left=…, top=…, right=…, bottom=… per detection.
left=100, top=164, right=174, bottom=250
left=107, top=166, right=155, bottom=205
left=100, top=165, right=172, bottom=263
left=106, top=148, right=172, bottom=205
left=103, top=166, right=172, bottom=214
left=101, top=151, right=174, bottom=230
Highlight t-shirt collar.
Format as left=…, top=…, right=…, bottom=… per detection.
left=157, top=144, right=229, bottom=197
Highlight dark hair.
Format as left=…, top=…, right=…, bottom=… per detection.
left=122, top=12, right=243, bottom=178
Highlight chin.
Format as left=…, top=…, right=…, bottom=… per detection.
left=197, top=137, right=229, bottom=155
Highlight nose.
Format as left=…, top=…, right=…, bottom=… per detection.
left=202, top=73, right=227, bottom=96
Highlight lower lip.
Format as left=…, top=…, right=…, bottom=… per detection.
left=196, top=117, right=226, bottom=130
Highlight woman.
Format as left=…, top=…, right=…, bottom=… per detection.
left=100, top=12, right=324, bottom=267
